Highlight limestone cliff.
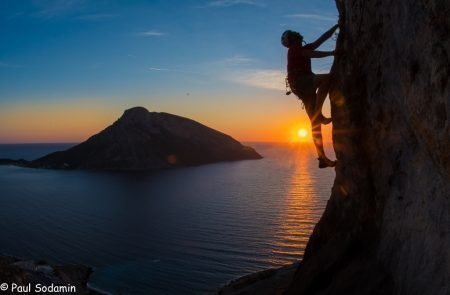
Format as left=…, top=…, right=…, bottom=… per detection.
left=286, top=1, right=449, bottom=295
left=29, top=107, right=262, bottom=171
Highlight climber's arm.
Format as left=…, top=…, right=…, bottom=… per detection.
left=302, top=49, right=335, bottom=58
left=304, top=24, right=339, bottom=50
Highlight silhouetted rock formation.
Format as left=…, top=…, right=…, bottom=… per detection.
left=28, top=107, right=262, bottom=171
left=218, top=0, right=449, bottom=294
left=0, top=256, right=102, bottom=295
left=286, top=1, right=449, bottom=295
left=0, top=158, right=29, bottom=166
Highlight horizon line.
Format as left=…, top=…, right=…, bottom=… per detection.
left=0, top=140, right=333, bottom=145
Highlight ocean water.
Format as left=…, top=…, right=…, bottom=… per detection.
left=0, top=143, right=335, bottom=294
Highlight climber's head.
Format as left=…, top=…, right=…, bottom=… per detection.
left=281, top=30, right=303, bottom=48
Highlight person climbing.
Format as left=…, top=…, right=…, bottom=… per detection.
left=281, top=24, right=339, bottom=168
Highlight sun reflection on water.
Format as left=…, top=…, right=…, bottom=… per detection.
left=269, top=143, right=330, bottom=266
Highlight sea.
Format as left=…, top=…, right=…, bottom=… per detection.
left=0, top=142, right=336, bottom=294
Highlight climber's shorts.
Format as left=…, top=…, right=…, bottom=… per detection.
left=291, top=73, right=316, bottom=104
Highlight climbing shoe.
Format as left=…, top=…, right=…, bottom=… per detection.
left=318, top=157, right=336, bottom=168
left=320, top=115, right=332, bottom=125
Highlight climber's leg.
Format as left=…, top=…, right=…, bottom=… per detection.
left=313, top=74, right=332, bottom=125
left=304, top=96, right=335, bottom=168
left=311, top=119, right=326, bottom=160
left=304, top=95, right=332, bottom=166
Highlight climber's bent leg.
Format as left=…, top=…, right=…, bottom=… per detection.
left=313, top=74, right=332, bottom=124
left=311, top=120, right=326, bottom=160
left=296, top=86, right=335, bottom=168
left=304, top=95, right=334, bottom=168
left=312, top=118, right=335, bottom=168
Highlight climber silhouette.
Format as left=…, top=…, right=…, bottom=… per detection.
left=281, top=24, right=339, bottom=168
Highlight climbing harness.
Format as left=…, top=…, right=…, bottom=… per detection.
left=285, top=77, right=305, bottom=110
left=285, top=77, right=292, bottom=96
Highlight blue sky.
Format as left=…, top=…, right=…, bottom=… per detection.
left=0, top=0, right=339, bottom=143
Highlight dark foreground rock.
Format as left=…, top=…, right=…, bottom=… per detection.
left=0, top=256, right=102, bottom=295
left=2, top=107, right=262, bottom=171
left=285, top=1, right=449, bottom=294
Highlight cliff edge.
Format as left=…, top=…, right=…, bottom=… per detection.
left=287, top=0, right=449, bottom=294
left=218, top=1, right=448, bottom=294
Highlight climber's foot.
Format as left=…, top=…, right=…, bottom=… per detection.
left=318, top=157, right=336, bottom=169
left=320, top=115, right=332, bottom=125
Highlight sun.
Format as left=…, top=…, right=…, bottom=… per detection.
left=297, top=128, right=308, bottom=139
left=288, top=123, right=311, bottom=143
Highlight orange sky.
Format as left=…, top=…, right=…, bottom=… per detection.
left=0, top=95, right=333, bottom=144
left=0, top=0, right=338, bottom=145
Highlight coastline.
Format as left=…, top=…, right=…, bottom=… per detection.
left=0, top=255, right=104, bottom=295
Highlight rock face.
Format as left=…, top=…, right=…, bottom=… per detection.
left=286, top=1, right=449, bottom=295
left=217, top=263, right=298, bottom=295
left=0, top=256, right=101, bottom=295
left=31, top=107, right=262, bottom=171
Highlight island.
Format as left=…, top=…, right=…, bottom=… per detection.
left=1, top=107, right=262, bottom=171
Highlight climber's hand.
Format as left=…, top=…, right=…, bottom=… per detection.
left=334, top=49, right=345, bottom=56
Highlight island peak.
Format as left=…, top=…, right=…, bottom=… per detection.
left=28, top=107, right=262, bottom=171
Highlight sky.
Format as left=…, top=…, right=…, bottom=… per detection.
left=0, top=0, right=339, bottom=143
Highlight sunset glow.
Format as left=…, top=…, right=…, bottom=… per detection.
left=0, top=1, right=337, bottom=144
left=297, top=128, right=308, bottom=138
left=0, top=102, right=119, bottom=143
left=0, top=103, right=334, bottom=143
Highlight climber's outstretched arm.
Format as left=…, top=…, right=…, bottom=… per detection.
left=304, top=24, right=339, bottom=50
left=302, top=49, right=335, bottom=58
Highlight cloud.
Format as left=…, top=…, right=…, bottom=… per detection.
left=207, top=0, right=265, bottom=7
left=136, top=31, right=166, bottom=37
left=0, top=62, right=24, bottom=69
left=205, top=56, right=286, bottom=91
left=224, top=56, right=257, bottom=64
left=284, top=14, right=336, bottom=22
left=74, top=13, right=116, bottom=21
left=211, top=55, right=257, bottom=67
left=148, top=67, right=201, bottom=75
left=224, top=69, right=285, bottom=91
left=148, top=67, right=170, bottom=71
left=32, top=0, right=86, bottom=18
left=30, top=1, right=115, bottom=21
